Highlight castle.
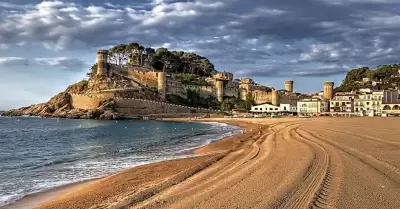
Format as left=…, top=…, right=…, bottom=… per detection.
left=94, top=50, right=299, bottom=106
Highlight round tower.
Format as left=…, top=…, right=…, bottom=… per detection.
left=240, top=88, right=248, bottom=101
left=97, top=50, right=109, bottom=76
left=285, top=80, right=294, bottom=93
left=271, top=89, right=280, bottom=106
left=323, top=81, right=334, bottom=100
left=216, top=80, right=224, bottom=102
left=157, top=71, right=166, bottom=100
left=239, top=77, right=253, bottom=100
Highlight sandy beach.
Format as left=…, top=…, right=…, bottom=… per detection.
left=4, top=117, right=400, bottom=209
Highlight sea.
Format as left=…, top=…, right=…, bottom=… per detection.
left=0, top=117, right=240, bottom=207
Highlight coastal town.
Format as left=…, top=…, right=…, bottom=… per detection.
left=250, top=81, right=400, bottom=118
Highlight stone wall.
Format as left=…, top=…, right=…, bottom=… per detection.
left=85, top=90, right=116, bottom=100
left=114, top=98, right=216, bottom=115
left=126, top=69, right=158, bottom=88
left=71, top=94, right=101, bottom=109
left=252, top=90, right=272, bottom=104
left=166, top=81, right=215, bottom=99
left=224, top=86, right=239, bottom=98
left=109, top=64, right=159, bottom=88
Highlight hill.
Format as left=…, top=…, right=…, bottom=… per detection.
left=1, top=42, right=219, bottom=119
left=334, top=64, right=400, bottom=92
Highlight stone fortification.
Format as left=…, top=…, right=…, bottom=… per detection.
left=70, top=94, right=101, bottom=109
left=253, top=90, right=272, bottom=104
left=166, top=80, right=215, bottom=99
left=114, top=98, right=216, bottom=115
left=70, top=92, right=216, bottom=116
left=323, top=81, right=334, bottom=100
left=95, top=49, right=280, bottom=104
left=285, top=80, right=294, bottom=93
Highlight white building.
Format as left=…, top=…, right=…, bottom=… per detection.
left=250, top=103, right=297, bottom=114
left=330, top=94, right=356, bottom=113
left=354, top=91, right=383, bottom=116
left=297, top=98, right=329, bottom=115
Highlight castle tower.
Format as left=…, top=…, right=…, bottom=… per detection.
left=216, top=80, right=224, bottom=102
left=213, top=72, right=231, bottom=103
left=239, top=77, right=253, bottom=100
left=271, top=89, right=280, bottom=106
left=97, top=50, right=109, bottom=76
left=323, top=81, right=334, bottom=100
left=285, top=80, right=294, bottom=93
left=240, top=88, right=248, bottom=101
left=157, top=71, right=166, bottom=100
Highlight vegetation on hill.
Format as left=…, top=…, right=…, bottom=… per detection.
left=220, top=93, right=254, bottom=111
left=335, top=64, right=400, bottom=92
left=171, top=73, right=209, bottom=86
left=167, top=89, right=219, bottom=109
left=96, top=42, right=216, bottom=77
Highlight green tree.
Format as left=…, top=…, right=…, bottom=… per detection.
left=243, top=93, right=255, bottom=111
left=106, top=42, right=217, bottom=76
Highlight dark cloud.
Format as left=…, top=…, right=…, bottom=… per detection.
left=0, top=57, right=87, bottom=72
left=1, top=0, right=400, bottom=77
left=235, top=64, right=349, bottom=78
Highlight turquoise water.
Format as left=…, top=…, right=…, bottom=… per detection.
left=0, top=117, right=240, bottom=207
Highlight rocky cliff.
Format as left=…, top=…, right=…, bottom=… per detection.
left=2, top=80, right=122, bottom=120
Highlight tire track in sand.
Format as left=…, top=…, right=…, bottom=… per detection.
left=293, top=128, right=344, bottom=209
left=298, top=128, right=400, bottom=185
left=277, top=125, right=340, bottom=209
left=323, top=128, right=400, bottom=147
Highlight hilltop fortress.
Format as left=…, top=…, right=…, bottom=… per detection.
left=90, top=50, right=302, bottom=107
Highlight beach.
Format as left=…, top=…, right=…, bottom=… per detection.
left=4, top=117, right=400, bottom=209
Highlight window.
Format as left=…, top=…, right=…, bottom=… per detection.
left=366, top=102, right=370, bottom=105
left=269, top=108, right=273, bottom=110
left=284, top=106, right=287, bottom=110
left=275, top=108, right=278, bottom=110
left=259, top=108, right=263, bottom=111
left=356, top=108, right=359, bottom=112
left=255, top=108, right=258, bottom=110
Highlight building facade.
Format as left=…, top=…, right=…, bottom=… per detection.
left=250, top=103, right=297, bottom=114
left=382, top=90, right=400, bottom=116
left=297, top=98, right=329, bottom=115
left=354, top=91, right=383, bottom=116
left=330, top=95, right=356, bottom=113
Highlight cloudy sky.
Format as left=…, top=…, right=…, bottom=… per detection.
left=1, top=0, right=399, bottom=110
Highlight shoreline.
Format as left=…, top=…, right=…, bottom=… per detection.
left=1, top=119, right=250, bottom=209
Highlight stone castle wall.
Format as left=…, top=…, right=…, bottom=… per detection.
left=85, top=90, right=116, bottom=100
left=166, top=80, right=215, bottom=98
left=126, top=69, right=158, bottom=88
left=224, top=86, right=239, bottom=98
left=71, top=94, right=102, bottom=109
left=70, top=93, right=216, bottom=115
left=114, top=98, right=215, bottom=115
left=110, top=64, right=159, bottom=88
left=252, top=90, right=272, bottom=104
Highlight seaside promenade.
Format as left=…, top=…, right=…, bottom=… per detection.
left=7, top=117, right=400, bottom=209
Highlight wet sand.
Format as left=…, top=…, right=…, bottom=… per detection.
left=5, top=117, right=400, bottom=209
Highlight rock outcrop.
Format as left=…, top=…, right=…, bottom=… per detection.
left=1, top=81, right=122, bottom=120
